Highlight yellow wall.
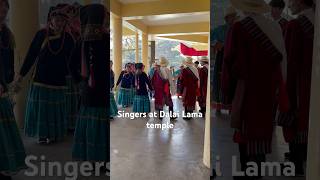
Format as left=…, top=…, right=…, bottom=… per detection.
left=11, top=0, right=39, bottom=128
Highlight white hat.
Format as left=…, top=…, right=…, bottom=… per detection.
left=200, top=56, right=209, bottom=63
left=230, top=0, right=270, bottom=14
left=225, top=6, right=237, bottom=18
left=159, top=57, right=169, bottom=67
left=183, top=57, right=193, bottom=65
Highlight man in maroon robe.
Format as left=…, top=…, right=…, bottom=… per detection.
left=151, top=57, right=176, bottom=120
left=198, top=56, right=209, bottom=117
left=280, top=0, right=315, bottom=175
left=269, top=0, right=288, bottom=32
left=223, top=0, right=287, bottom=178
left=181, top=57, right=199, bottom=120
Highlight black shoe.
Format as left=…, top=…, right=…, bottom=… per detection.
left=98, top=163, right=110, bottom=177
left=0, top=174, right=12, bottom=180
left=233, top=175, right=256, bottom=180
left=284, top=152, right=290, bottom=160
left=158, top=110, right=163, bottom=120
left=295, top=167, right=305, bottom=177
left=210, top=169, right=216, bottom=179
left=38, top=138, right=47, bottom=144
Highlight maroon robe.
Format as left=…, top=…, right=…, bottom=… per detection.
left=222, top=17, right=283, bottom=155
left=282, top=15, right=314, bottom=144
left=151, top=68, right=173, bottom=110
left=181, top=67, right=199, bottom=111
left=198, top=66, right=208, bottom=108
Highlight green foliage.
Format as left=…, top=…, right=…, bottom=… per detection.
left=155, top=40, right=184, bottom=68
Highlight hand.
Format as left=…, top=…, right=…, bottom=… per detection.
left=15, top=74, right=23, bottom=83
left=10, top=74, right=23, bottom=93
left=213, top=42, right=224, bottom=52
left=0, top=84, right=4, bottom=97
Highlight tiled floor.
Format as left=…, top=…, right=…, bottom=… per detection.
left=13, top=96, right=209, bottom=180
left=211, top=110, right=305, bottom=180
left=110, top=96, right=210, bottom=180
left=15, top=134, right=109, bottom=180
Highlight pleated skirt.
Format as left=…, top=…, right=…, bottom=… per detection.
left=65, top=76, right=80, bottom=130
left=133, top=95, right=150, bottom=113
left=24, top=82, right=67, bottom=141
left=117, top=87, right=133, bottom=107
left=72, top=106, right=110, bottom=162
left=0, top=97, right=26, bottom=174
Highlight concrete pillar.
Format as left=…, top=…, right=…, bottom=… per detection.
left=10, top=0, right=39, bottom=128
left=112, top=14, right=123, bottom=82
left=203, top=34, right=210, bottom=168
left=135, top=31, right=139, bottom=63
left=306, top=3, right=320, bottom=180
left=142, top=32, right=149, bottom=72
left=150, top=40, right=156, bottom=65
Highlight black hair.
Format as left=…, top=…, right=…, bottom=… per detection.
left=269, top=0, right=285, bottom=9
left=303, top=0, right=315, bottom=7
left=135, top=63, right=143, bottom=70
left=194, top=61, right=199, bottom=64
left=1, top=0, right=9, bottom=9
left=125, top=63, right=131, bottom=68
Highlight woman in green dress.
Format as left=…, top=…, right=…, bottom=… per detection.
left=0, top=0, right=26, bottom=179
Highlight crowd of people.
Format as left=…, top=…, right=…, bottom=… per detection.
left=0, top=1, right=109, bottom=179
left=211, top=0, right=315, bottom=179
left=111, top=56, right=209, bottom=120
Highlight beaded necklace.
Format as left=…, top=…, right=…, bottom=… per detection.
left=46, top=28, right=66, bottom=55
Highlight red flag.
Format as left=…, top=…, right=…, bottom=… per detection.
left=180, top=43, right=208, bottom=56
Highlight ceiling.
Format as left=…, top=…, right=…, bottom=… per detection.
left=118, top=0, right=161, bottom=4
left=128, top=12, right=210, bottom=26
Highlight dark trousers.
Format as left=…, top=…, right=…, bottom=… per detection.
left=237, top=144, right=266, bottom=179
left=288, top=143, right=307, bottom=174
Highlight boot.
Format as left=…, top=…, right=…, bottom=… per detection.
left=200, top=107, right=206, bottom=118
left=169, top=107, right=177, bottom=121
left=158, top=110, right=163, bottom=120
left=183, top=108, right=192, bottom=120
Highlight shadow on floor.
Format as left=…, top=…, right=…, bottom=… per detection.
left=211, top=110, right=305, bottom=180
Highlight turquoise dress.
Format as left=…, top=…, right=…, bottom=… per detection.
left=71, top=6, right=109, bottom=162
left=20, top=29, right=75, bottom=142
left=0, top=26, right=26, bottom=174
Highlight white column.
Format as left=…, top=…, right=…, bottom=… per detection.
left=203, top=34, right=210, bottom=168
left=306, top=2, right=320, bottom=180
left=112, top=14, right=123, bottom=83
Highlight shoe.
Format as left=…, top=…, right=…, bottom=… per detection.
left=38, top=138, right=47, bottom=144
left=210, top=169, right=216, bottom=179
left=284, top=152, right=290, bottom=160
left=183, top=117, right=191, bottom=120
left=295, top=167, right=305, bottom=177
left=0, top=174, right=12, bottom=180
left=158, top=110, right=163, bottom=120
